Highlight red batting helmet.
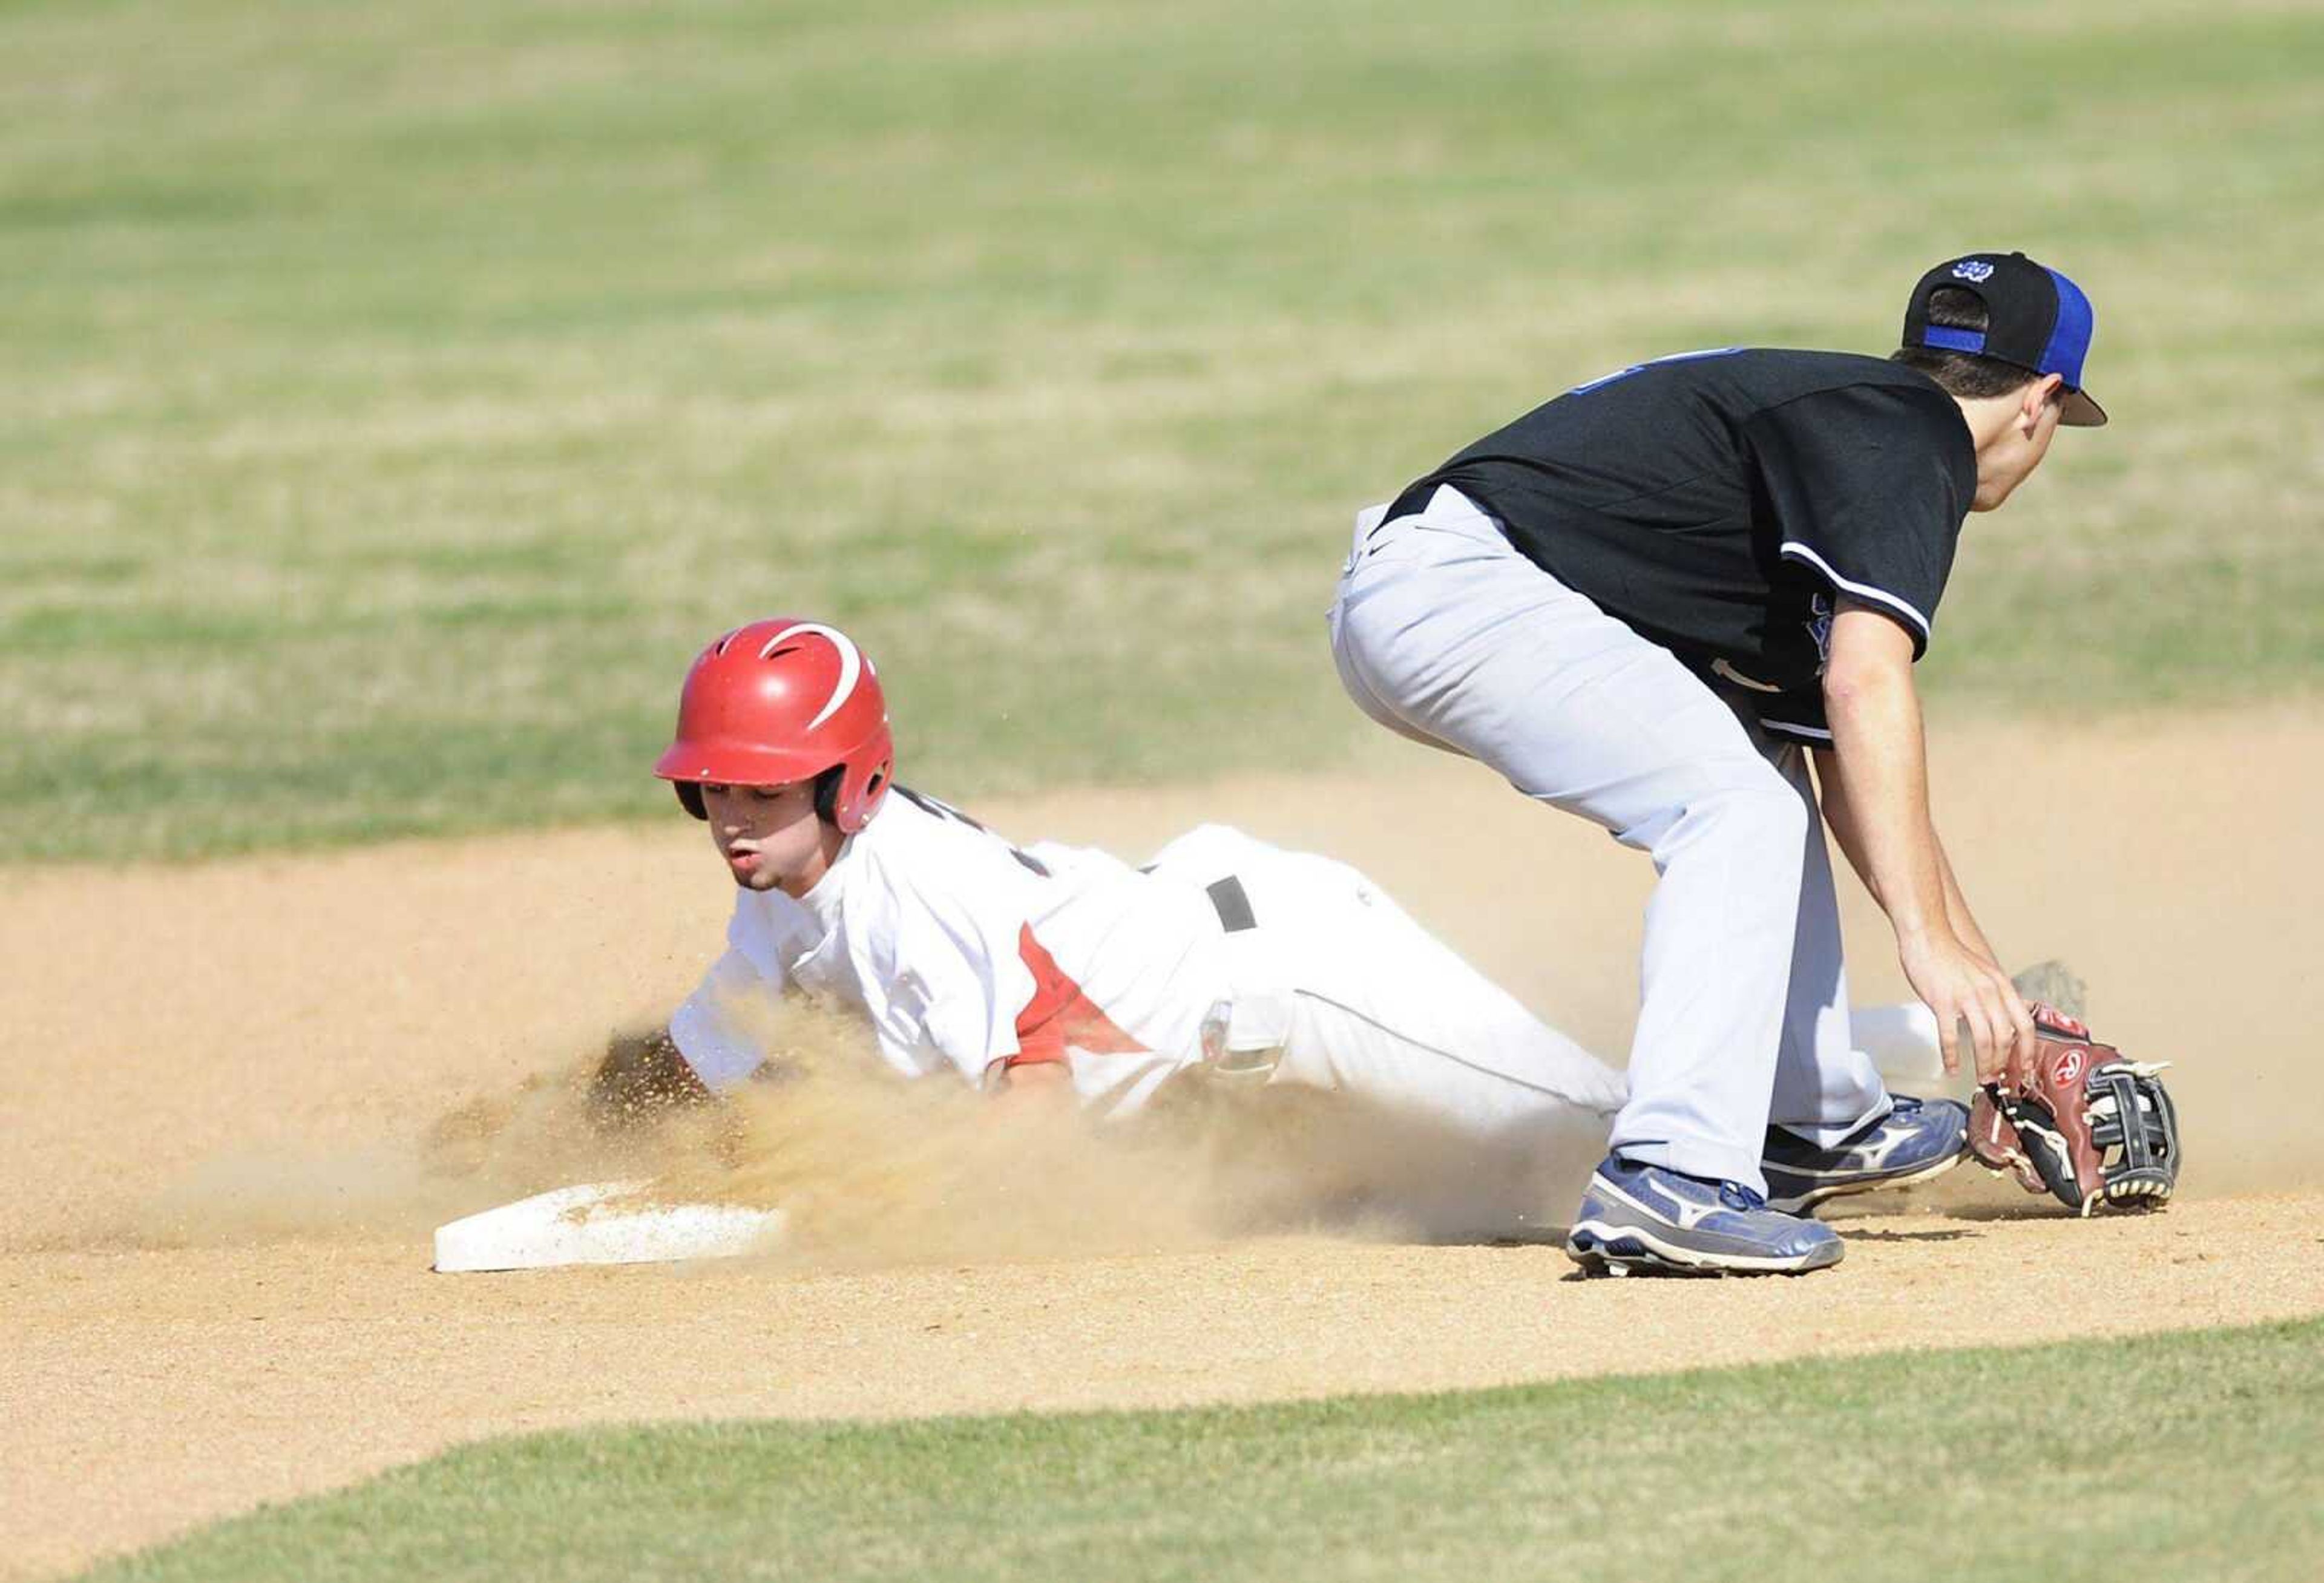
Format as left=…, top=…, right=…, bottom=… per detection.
left=654, top=618, right=895, bottom=832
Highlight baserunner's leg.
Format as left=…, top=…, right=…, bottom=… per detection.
left=1256, top=848, right=1629, bottom=1133
left=1239, top=849, right=1623, bottom=1231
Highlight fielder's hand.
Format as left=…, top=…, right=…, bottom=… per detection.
left=1899, top=929, right=2038, bottom=1084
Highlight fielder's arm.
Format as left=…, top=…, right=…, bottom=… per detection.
left=1930, top=831, right=2002, bottom=968
left=1816, top=601, right=2034, bottom=1080
left=1813, top=752, right=2002, bottom=968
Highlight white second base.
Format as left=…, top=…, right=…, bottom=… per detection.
left=432, top=1180, right=786, bottom=1273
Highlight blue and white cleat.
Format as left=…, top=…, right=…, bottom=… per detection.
left=1564, top=1155, right=1843, bottom=1277
left=1759, top=1094, right=1971, bottom=1214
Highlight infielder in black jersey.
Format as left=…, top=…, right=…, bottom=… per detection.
left=1328, top=251, right=2104, bottom=1275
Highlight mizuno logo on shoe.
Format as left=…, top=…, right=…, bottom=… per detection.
left=1603, top=1173, right=1727, bottom=1231
left=1840, top=1126, right=1915, bottom=1172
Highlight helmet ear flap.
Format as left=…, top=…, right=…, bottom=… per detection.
left=826, top=755, right=893, bottom=833
left=674, top=781, right=707, bottom=820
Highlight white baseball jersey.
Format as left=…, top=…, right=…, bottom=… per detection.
left=668, top=788, right=1232, bottom=1118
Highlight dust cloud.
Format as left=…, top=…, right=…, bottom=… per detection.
left=418, top=995, right=1579, bottom=1267
left=31, top=707, right=2323, bottom=1267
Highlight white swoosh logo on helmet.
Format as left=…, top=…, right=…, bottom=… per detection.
left=760, top=623, right=862, bottom=731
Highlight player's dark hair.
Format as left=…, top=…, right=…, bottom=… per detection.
left=1891, top=287, right=2041, bottom=400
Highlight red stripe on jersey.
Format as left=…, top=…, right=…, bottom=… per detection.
left=1009, top=923, right=1144, bottom=1067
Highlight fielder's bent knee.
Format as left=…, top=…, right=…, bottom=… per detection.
left=1648, top=775, right=1810, bottom=877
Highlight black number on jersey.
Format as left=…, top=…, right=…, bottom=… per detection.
left=892, top=785, right=1051, bottom=877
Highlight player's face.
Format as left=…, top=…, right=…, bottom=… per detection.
left=1971, top=379, right=2066, bottom=511
left=701, top=781, right=827, bottom=896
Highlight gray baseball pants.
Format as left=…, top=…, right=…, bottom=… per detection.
left=1325, top=485, right=1890, bottom=1195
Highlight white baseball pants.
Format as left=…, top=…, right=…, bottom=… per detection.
left=1325, top=485, right=1890, bottom=1195
left=1145, top=824, right=1629, bottom=1225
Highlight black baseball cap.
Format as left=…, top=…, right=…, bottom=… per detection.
left=1902, top=251, right=2106, bottom=427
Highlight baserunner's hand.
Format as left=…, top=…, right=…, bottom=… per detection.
left=1899, top=928, right=2038, bottom=1083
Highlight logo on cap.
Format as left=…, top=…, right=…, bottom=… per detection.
left=1951, top=259, right=1996, bottom=283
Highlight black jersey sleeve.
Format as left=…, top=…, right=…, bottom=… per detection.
left=1740, top=382, right=1972, bottom=658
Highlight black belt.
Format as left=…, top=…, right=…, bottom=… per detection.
left=1206, top=876, right=1256, bottom=933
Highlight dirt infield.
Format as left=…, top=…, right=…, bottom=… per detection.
left=6, top=707, right=2322, bottom=1580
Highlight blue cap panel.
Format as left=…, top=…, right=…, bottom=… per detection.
left=2040, top=267, right=2095, bottom=388
left=1921, top=326, right=1988, bottom=354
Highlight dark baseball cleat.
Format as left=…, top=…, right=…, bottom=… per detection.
left=1565, top=1155, right=1844, bottom=1277
left=1760, top=1094, right=1971, bottom=1214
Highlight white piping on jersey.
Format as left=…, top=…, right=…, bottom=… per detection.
left=1761, top=719, right=1834, bottom=744
left=762, top=622, right=863, bottom=730
left=1776, top=542, right=1932, bottom=643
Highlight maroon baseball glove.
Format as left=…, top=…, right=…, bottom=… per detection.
left=1968, top=1005, right=2181, bottom=1215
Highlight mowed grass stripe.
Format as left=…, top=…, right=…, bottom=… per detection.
left=5, top=1, right=2322, bottom=860
left=81, top=1314, right=2324, bottom=1583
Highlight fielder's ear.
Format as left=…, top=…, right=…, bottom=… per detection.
left=2023, top=373, right=2066, bottom=433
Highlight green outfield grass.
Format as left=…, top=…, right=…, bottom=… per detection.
left=80, top=1314, right=2324, bottom=1582
left=5, top=0, right=2321, bottom=860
